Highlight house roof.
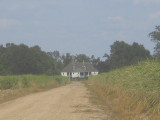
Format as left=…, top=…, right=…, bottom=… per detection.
left=61, top=61, right=98, bottom=72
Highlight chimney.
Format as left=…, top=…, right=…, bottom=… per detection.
left=73, top=65, right=75, bottom=71
left=82, top=60, right=86, bottom=70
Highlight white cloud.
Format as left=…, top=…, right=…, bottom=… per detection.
left=0, top=19, right=21, bottom=28
left=107, top=16, right=123, bottom=21
left=149, top=11, right=160, bottom=19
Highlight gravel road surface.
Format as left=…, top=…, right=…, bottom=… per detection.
left=0, top=82, right=106, bottom=120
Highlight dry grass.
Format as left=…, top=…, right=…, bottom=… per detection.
left=86, top=59, right=160, bottom=120
left=0, top=75, right=70, bottom=103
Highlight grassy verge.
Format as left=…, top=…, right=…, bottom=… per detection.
left=86, top=59, right=160, bottom=120
left=0, top=75, right=70, bottom=103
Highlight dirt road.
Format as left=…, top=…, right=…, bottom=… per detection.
left=0, top=82, right=106, bottom=120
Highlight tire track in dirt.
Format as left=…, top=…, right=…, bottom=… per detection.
left=0, top=82, right=107, bottom=120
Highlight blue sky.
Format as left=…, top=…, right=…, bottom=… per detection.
left=0, top=0, right=160, bottom=58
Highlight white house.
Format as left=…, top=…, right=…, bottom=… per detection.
left=61, top=61, right=98, bottom=79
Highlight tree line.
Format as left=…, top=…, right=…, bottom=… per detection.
left=0, top=25, right=159, bottom=75
left=48, top=41, right=151, bottom=73
left=0, top=44, right=57, bottom=75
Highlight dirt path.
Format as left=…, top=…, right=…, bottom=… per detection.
left=0, top=82, right=107, bottom=120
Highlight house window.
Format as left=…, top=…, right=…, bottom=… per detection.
left=67, top=72, right=69, bottom=76
left=80, top=72, right=84, bottom=76
left=85, top=72, right=88, bottom=76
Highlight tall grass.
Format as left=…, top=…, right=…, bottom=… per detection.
left=86, top=59, right=160, bottom=120
left=0, top=75, right=70, bottom=103
left=0, top=75, right=69, bottom=90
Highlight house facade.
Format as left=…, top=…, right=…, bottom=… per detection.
left=61, top=61, right=98, bottom=79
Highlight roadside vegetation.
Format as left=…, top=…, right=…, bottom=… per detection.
left=86, top=59, right=160, bottom=120
left=0, top=75, right=70, bottom=103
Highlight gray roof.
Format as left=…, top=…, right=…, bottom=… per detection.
left=61, top=61, right=98, bottom=72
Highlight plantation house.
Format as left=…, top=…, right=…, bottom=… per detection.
left=61, top=61, right=98, bottom=79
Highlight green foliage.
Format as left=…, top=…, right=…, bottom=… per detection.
left=75, top=54, right=90, bottom=62
left=149, top=25, right=160, bottom=58
left=149, top=26, right=160, bottom=42
left=89, top=60, right=160, bottom=92
left=0, top=43, right=59, bottom=75
left=0, top=75, right=70, bottom=90
left=53, top=76, right=70, bottom=84
left=100, top=41, right=152, bottom=72
left=0, top=41, right=152, bottom=75
left=61, top=53, right=72, bottom=67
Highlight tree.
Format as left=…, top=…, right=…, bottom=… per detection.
left=108, top=41, right=131, bottom=69
left=101, top=41, right=151, bottom=72
left=149, top=25, right=160, bottom=57
left=90, top=55, right=101, bottom=68
left=149, top=26, right=160, bottom=42
left=47, top=51, right=64, bottom=72
left=61, top=53, right=72, bottom=67
left=75, top=54, right=90, bottom=62
left=48, top=51, right=61, bottom=61
left=0, top=43, right=58, bottom=75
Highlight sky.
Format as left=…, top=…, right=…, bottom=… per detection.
left=0, top=0, right=160, bottom=58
